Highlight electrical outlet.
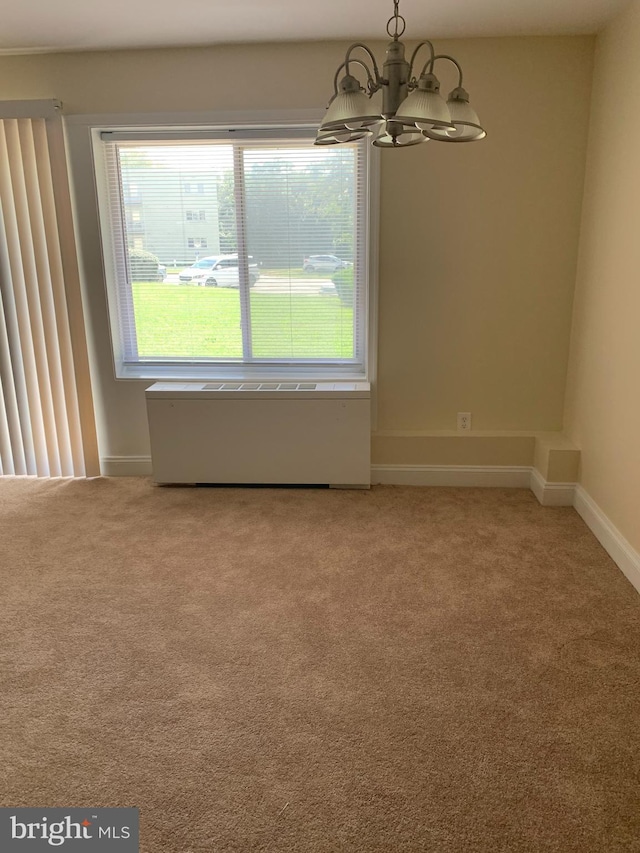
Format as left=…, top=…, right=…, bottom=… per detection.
left=457, top=412, right=472, bottom=431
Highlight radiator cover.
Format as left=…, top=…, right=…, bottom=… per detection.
left=145, top=381, right=371, bottom=487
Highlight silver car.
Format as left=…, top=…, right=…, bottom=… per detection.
left=178, top=255, right=259, bottom=287
left=303, top=254, right=351, bottom=273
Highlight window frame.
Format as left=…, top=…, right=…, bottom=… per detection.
left=89, top=114, right=379, bottom=383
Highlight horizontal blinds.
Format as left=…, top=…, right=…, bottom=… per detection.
left=100, top=133, right=367, bottom=368
left=242, top=144, right=361, bottom=361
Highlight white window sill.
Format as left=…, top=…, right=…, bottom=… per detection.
left=116, top=362, right=368, bottom=383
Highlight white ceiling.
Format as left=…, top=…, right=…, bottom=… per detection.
left=0, top=0, right=628, bottom=54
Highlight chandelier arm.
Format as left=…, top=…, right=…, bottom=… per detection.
left=422, top=54, right=464, bottom=88
left=408, top=41, right=435, bottom=83
left=332, top=59, right=377, bottom=97
left=344, top=43, right=383, bottom=89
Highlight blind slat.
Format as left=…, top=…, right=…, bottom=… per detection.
left=0, top=120, right=45, bottom=475
left=33, top=118, right=79, bottom=476
left=18, top=118, right=62, bottom=476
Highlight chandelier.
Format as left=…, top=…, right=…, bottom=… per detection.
left=315, top=0, right=486, bottom=148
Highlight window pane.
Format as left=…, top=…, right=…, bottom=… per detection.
left=118, top=144, right=243, bottom=360
left=244, top=146, right=357, bottom=360
left=101, top=133, right=366, bottom=373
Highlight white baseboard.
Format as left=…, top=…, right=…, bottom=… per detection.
left=105, top=460, right=532, bottom=487
left=101, top=455, right=153, bottom=477
left=529, top=468, right=576, bottom=506
left=372, top=464, right=577, bottom=505
left=370, top=464, right=532, bottom=488
left=574, top=485, right=640, bottom=596
left=98, top=458, right=572, bottom=508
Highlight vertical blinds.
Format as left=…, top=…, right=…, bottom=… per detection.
left=0, top=111, right=99, bottom=477
left=100, top=132, right=368, bottom=369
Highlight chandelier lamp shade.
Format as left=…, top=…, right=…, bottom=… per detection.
left=316, top=0, right=486, bottom=148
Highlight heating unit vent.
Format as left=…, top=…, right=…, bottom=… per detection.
left=202, top=382, right=318, bottom=391
left=145, top=381, right=371, bottom=487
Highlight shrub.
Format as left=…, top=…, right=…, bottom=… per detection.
left=332, top=267, right=354, bottom=306
left=128, top=248, right=160, bottom=281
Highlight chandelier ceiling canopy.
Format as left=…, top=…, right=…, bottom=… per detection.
left=316, top=0, right=486, bottom=148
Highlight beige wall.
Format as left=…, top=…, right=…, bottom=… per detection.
left=564, top=2, right=640, bottom=553
left=0, top=37, right=594, bottom=462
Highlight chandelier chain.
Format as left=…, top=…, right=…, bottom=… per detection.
left=386, top=0, right=406, bottom=39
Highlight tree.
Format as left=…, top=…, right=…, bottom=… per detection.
left=243, top=154, right=356, bottom=268
left=128, top=248, right=161, bottom=281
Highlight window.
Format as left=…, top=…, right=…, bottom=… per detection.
left=95, top=126, right=370, bottom=379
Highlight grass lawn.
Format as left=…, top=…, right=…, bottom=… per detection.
left=132, top=282, right=354, bottom=359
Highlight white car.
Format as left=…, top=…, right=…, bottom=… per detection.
left=178, top=255, right=259, bottom=287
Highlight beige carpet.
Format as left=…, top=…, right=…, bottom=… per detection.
left=1, top=478, right=640, bottom=852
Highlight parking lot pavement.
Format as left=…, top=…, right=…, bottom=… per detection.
left=253, top=276, right=336, bottom=295
left=164, top=274, right=336, bottom=295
